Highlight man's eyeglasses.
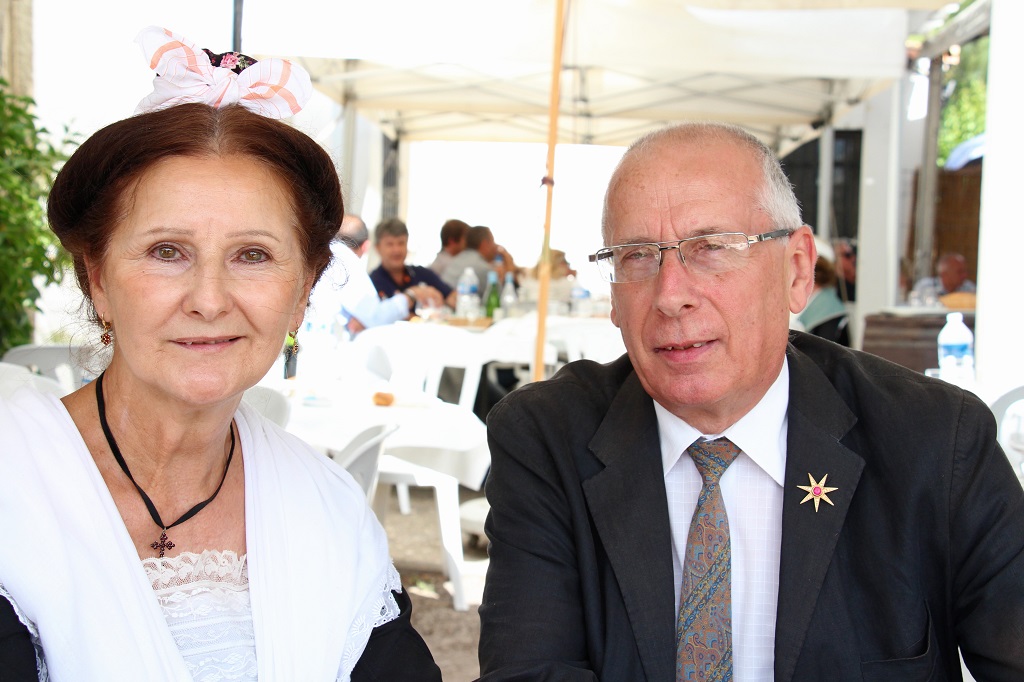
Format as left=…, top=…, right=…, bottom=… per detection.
left=588, top=229, right=793, bottom=284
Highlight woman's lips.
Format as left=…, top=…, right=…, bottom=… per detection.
left=175, top=337, right=239, bottom=347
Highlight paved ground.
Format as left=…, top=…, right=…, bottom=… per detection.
left=378, top=484, right=488, bottom=681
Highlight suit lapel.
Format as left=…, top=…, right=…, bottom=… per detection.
left=773, top=346, right=865, bottom=682
left=584, top=372, right=676, bottom=682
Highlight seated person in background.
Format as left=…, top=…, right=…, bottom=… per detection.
left=428, top=218, right=469, bottom=276
left=307, top=214, right=413, bottom=337
left=494, top=244, right=521, bottom=283
left=370, top=218, right=455, bottom=315
left=442, top=224, right=501, bottom=289
left=0, top=27, right=440, bottom=681
left=796, top=256, right=850, bottom=346
left=912, top=252, right=977, bottom=299
left=834, top=239, right=856, bottom=302
left=518, top=249, right=578, bottom=307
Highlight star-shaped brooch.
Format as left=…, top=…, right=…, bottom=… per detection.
left=797, top=473, right=837, bottom=512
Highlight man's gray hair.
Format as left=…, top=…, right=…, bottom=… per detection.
left=374, top=217, right=409, bottom=244
left=339, top=214, right=369, bottom=249
left=602, top=122, right=802, bottom=243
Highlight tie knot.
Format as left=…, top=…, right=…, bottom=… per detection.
left=686, top=438, right=740, bottom=483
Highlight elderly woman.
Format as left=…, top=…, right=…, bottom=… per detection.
left=0, top=29, right=439, bottom=681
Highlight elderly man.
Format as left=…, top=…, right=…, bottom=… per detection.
left=913, top=251, right=977, bottom=299
left=478, top=123, right=1024, bottom=681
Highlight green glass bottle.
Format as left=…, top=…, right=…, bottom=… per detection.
left=484, top=270, right=501, bottom=319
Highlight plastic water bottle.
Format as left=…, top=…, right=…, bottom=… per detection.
left=500, top=272, right=518, bottom=316
left=937, top=312, right=974, bottom=388
left=456, top=267, right=480, bottom=320
left=484, top=270, right=501, bottom=319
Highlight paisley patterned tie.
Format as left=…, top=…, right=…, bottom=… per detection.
left=676, top=438, right=741, bottom=682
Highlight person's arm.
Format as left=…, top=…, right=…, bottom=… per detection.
left=477, top=396, right=599, bottom=681
left=950, top=395, right=1024, bottom=680
left=419, top=269, right=453, bottom=302
left=350, top=589, right=441, bottom=682
left=345, top=292, right=412, bottom=327
left=404, top=283, right=446, bottom=311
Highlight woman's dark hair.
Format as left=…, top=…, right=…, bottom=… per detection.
left=47, top=103, right=343, bottom=318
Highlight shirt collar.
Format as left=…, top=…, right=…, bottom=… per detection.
left=655, top=358, right=789, bottom=486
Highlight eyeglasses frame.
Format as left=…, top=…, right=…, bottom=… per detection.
left=588, top=228, right=794, bottom=283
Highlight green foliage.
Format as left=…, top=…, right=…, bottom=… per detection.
left=0, top=80, right=69, bottom=355
left=938, top=37, right=989, bottom=167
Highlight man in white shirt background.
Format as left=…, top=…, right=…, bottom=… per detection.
left=307, top=215, right=412, bottom=337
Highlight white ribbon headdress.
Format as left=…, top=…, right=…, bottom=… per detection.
left=134, top=26, right=312, bottom=119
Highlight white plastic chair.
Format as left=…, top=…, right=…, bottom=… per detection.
left=353, top=322, right=488, bottom=409
left=480, top=314, right=561, bottom=388
left=329, top=423, right=397, bottom=506
left=990, top=386, right=1024, bottom=482
left=2, top=344, right=87, bottom=394
left=544, top=316, right=625, bottom=364
left=0, top=361, right=68, bottom=398
left=351, top=322, right=487, bottom=514
left=374, top=454, right=470, bottom=611
left=242, top=385, right=292, bottom=428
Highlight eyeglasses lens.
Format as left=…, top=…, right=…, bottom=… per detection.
left=603, top=234, right=749, bottom=283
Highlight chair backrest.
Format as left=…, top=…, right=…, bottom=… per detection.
left=543, top=316, right=625, bottom=364
left=2, top=344, right=87, bottom=393
left=990, top=386, right=1024, bottom=480
left=0, top=361, right=68, bottom=398
left=352, top=322, right=488, bottom=410
left=330, top=423, right=398, bottom=504
left=241, top=385, right=292, bottom=428
left=481, top=314, right=561, bottom=379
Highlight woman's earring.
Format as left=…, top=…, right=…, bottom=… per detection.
left=288, top=329, right=299, bottom=354
left=100, top=318, right=113, bottom=347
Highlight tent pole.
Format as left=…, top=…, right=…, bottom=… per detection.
left=232, top=0, right=244, bottom=53
left=533, top=0, right=568, bottom=382
left=913, top=57, right=942, bottom=284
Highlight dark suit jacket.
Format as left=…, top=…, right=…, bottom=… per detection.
left=478, top=332, right=1024, bottom=681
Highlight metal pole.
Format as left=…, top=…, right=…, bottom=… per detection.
left=913, top=58, right=942, bottom=283
left=232, top=0, right=244, bottom=53
left=816, top=124, right=835, bottom=242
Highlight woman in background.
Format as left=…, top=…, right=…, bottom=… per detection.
left=797, top=256, right=850, bottom=346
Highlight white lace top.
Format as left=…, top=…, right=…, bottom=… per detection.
left=143, top=550, right=258, bottom=682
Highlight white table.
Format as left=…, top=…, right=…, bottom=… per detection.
left=270, top=365, right=489, bottom=611
left=285, top=379, right=490, bottom=491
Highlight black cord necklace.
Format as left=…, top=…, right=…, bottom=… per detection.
left=95, top=372, right=235, bottom=558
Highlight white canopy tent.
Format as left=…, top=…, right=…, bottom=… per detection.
left=244, top=0, right=945, bottom=153
left=241, top=0, right=1024, bottom=410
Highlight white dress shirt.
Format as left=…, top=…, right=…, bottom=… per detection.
left=307, top=241, right=409, bottom=333
left=656, top=360, right=789, bottom=682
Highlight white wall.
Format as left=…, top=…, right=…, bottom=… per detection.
left=974, top=0, right=1023, bottom=405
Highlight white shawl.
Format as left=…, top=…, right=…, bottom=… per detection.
left=0, top=387, right=398, bottom=681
